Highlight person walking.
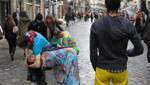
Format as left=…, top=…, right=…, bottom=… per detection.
left=65, top=12, right=70, bottom=27
left=135, top=11, right=143, bottom=40
left=54, top=31, right=79, bottom=55
left=28, top=13, right=47, bottom=39
left=143, top=11, right=150, bottom=65
left=45, top=15, right=64, bottom=44
left=94, top=12, right=99, bottom=21
left=12, top=8, right=19, bottom=26
left=90, top=12, right=94, bottom=23
left=4, top=15, right=17, bottom=61
left=90, top=0, right=144, bottom=85
left=18, top=11, right=30, bottom=36
left=72, top=12, right=76, bottom=23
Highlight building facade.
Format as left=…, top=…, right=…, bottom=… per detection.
left=10, top=0, right=44, bottom=20
left=0, top=0, right=10, bottom=29
left=147, top=0, right=150, bottom=11
left=90, top=0, right=105, bottom=11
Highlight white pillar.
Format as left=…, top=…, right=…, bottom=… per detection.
left=11, top=0, right=17, bottom=14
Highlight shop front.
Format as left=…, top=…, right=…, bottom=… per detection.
left=0, top=0, right=10, bottom=29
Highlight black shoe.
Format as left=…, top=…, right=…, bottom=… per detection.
left=11, top=55, right=14, bottom=61
left=27, top=74, right=33, bottom=81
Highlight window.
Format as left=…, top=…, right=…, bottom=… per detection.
left=26, top=4, right=33, bottom=19
left=35, top=0, right=39, bottom=4
left=26, top=0, right=32, bottom=3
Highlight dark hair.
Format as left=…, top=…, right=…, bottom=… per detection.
left=20, top=11, right=28, bottom=18
left=46, top=15, right=56, bottom=26
left=17, top=36, right=30, bottom=47
left=36, top=13, right=43, bottom=20
left=6, top=14, right=16, bottom=28
left=54, top=31, right=61, bottom=36
left=105, top=0, right=121, bottom=12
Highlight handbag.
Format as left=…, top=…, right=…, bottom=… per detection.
left=13, top=26, right=19, bottom=33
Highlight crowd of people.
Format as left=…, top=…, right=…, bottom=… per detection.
left=2, top=6, right=80, bottom=84
left=2, top=0, right=150, bottom=84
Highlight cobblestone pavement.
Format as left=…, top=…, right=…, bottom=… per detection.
left=0, top=19, right=150, bottom=85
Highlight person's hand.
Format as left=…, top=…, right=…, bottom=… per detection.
left=24, top=59, right=28, bottom=67
left=57, top=44, right=61, bottom=47
left=24, top=55, right=29, bottom=67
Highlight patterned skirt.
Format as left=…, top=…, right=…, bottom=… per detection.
left=44, top=48, right=80, bottom=85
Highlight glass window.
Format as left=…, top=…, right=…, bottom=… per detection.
left=26, top=0, right=32, bottom=3
left=35, top=0, right=39, bottom=4
left=26, top=5, right=33, bottom=20
left=35, top=6, right=40, bottom=15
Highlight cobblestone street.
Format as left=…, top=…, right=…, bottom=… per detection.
left=0, top=19, right=150, bottom=85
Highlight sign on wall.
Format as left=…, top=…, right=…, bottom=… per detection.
left=58, top=1, right=63, bottom=5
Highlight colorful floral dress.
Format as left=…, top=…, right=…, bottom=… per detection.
left=43, top=47, right=80, bottom=85
left=62, top=31, right=79, bottom=55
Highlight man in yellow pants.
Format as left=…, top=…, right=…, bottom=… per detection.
left=90, top=0, right=144, bottom=85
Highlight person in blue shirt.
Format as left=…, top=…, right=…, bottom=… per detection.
left=18, top=30, right=50, bottom=85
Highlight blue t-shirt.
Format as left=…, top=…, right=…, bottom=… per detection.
left=32, top=32, right=49, bottom=56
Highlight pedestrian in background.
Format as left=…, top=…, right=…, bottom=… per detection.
left=94, top=12, right=99, bottom=21
left=65, top=12, right=70, bottom=27
left=12, top=8, right=19, bottom=26
left=143, top=12, right=150, bottom=65
left=72, top=12, right=76, bottom=23
left=90, top=0, right=143, bottom=84
left=135, top=11, right=143, bottom=40
left=90, top=11, right=94, bottom=23
left=4, top=15, right=17, bottom=61
left=28, top=13, right=47, bottom=39
left=54, top=31, right=79, bottom=55
left=45, top=15, right=64, bottom=44
left=18, top=11, right=30, bottom=36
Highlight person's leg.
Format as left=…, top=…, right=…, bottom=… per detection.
left=112, top=70, right=128, bottom=85
left=27, top=68, right=34, bottom=81
left=6, top=39, right=14, bottom=61
left=6, top=39, right=11, bottom=54
left=94, top=67, right=111, bottom=85
left=10, top=38, right=16, bottom=61
left=147, top=44, right=150, bottom=63
left=34, top=69, right=47, bottom=85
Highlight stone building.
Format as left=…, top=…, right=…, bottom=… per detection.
left=11, top=0, right=45, bottom=20
left=0, top=0, right=10, bottom=28
left=90, top=0, right=105, bottom=11
left=147, top=0, right=150, bottom=11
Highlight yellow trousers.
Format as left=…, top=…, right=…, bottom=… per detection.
left=95, top=67, right=128, bottom=85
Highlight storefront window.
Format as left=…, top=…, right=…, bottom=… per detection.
left=26, top=5, right=33, bottom=20
left=35, top=0, right=39, bottom=4
left=26, top=0, right=32, bottom=3
left=35, top=6, right=40, bottom=15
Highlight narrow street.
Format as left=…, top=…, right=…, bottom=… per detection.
left=0, top=19, right=150, bottom=85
